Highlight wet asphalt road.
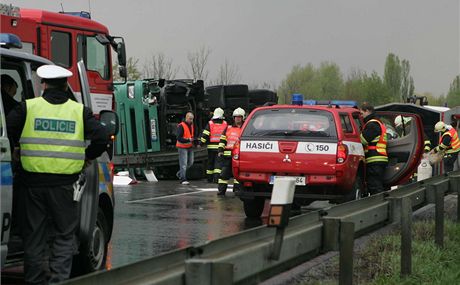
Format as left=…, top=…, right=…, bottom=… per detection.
left=107, top=179, right=331, bottom=270
left=107, top=179, right=257, bottom=269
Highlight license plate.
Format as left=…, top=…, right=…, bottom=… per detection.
left=269, top=176, right=306, bottom=186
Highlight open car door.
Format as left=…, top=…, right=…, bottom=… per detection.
left=374, top=111, right=424, bottom=186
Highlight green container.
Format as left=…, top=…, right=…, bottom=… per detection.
left=114, top=80, right=161, bottom=155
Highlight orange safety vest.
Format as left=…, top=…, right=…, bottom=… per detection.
left=176, top=122, right=194, bottom=148
left=439, top=128, right=460, bottom=153
left=363, top=119, right=388, bottom=163
left=209, top=120, right=228, bottom=143
left=224, top=126, right=242, bottom=150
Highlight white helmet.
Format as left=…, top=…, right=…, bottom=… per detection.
left=232, top=107, right=245, bottom=118
left=212, top=107, right=225, bottom=119
left=434, top=121, right=446, bottom=133
left=394, top=115, right=412, bottom=128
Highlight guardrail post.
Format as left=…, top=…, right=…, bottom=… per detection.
left=323, top=217, right=340, bottom=251
left=449, top=174, right=460, bottom=223
left=400, top=196, right=412, bottom=277
left=339, top=221, right=354, bottom=285
left=185, top=260, right=233, bottom=285
left=435, top=186, right=445, bottom=248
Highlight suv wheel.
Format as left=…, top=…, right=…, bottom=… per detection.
left=344, top=175, right=363, bottom=202
left=243, top=198, right=265, bottom=218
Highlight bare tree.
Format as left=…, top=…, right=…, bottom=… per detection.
left=212, top=59, right=241, bottom=85
left=142, top=52, right=179, bottom=79
left=250, top=81, right=276, bottom=90
left=185, top=46, right=211, bottom=81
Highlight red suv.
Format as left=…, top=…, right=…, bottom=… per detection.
left=232, top=103, right=424, bottom=218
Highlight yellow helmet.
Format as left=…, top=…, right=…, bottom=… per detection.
left=232, top=107, right=245, bottom=118
left=434, top=121, right=446, bottom=133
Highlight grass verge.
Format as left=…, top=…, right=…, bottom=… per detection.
left=301, top=219, right=460, bottom=284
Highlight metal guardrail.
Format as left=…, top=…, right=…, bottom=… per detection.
left=64, top=172, right=460, bottom=285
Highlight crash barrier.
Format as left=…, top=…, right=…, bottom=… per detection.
left=64, top=171, right=460, bottom=285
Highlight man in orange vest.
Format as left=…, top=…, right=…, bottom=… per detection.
left=217, top=108, right=245, bottom=196
left=432, top=121, right=460, bottom=172
left=200, top=107, right=228, bottom=183
left=176, top=112, right=196, bottom=185
left=359, top=102, right=388, bottom=195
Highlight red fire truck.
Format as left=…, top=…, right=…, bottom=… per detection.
left=0, top=4, right=127, bottom=114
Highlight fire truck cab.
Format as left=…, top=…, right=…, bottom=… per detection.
left=0, top=4, right=127, bottom=114
left=233, top=100, right=424, bottom=218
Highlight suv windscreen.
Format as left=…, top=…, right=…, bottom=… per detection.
left=242, top=108, right=337, bottom=139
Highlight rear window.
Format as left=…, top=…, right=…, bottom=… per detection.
left=242, top=108, right=337, bottom=138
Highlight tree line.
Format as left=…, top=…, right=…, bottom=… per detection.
left=114, top=50, right=459, bottom=107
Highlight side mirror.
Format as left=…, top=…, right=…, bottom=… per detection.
left=117, top=42, right=127, bottom=67
left=118, top=66, right=127, bottom=79
left=99, top=110, right=119, bottom=136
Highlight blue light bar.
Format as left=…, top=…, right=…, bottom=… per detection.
left=291, top=93, right=304, bottom=106
left=330, top=100, right=358, bottom=107
left=0, top=33, right=22, bottom=49
left=302, top=99, right=358, bottom=107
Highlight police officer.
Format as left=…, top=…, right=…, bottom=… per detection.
left=359, top=102, right=388, bottom=195
left=1, top=74, right=19, bottom=116
left=432, top=121, right=460, bottom=172
left=217, top=107, right=245, bottom=196
left=6, top=65, right=109, bottom=284
left=200, top=107, right=228, bottom=182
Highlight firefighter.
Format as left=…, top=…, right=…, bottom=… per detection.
left=176, top=112, right=196, bottom=185
left=359, top=102, right=388, bottom=195
left=394, top=115, right=431, bottom=152
left=6, top=65, right=109, bottom=284
left=200, top=107, right=228, bottom=182
left=431, top=121, right=460, bottom=172
left=217, top=107, right=245, bottom=196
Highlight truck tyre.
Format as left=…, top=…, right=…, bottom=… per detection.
left=73, top=208, right=108, bottom=275
left=243, top=198, right=265, bottom=218
left=223, top=85, right=249, bottom=98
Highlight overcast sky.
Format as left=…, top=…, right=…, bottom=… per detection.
left=6, top=0, right=460, bottom=95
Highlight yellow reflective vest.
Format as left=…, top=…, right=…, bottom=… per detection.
left=360, top=119, right=388, bottom=163
left=20, top=97, right=85, bottom=174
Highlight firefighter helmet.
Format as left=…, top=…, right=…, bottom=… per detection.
left=212, top=107, right=225, bottom=119
left=434, top=121, right=446, bottom=133
left=394, top=115, right=412, bottom=128
left=232, top=107, right=245, bottom=118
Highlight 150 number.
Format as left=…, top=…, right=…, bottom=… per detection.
left=316, top=145, right=329, bottom=152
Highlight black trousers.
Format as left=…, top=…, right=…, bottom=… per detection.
left=218, top=156, right=240, bottom=194
left=366, top=162, right=387, bottom=195
left=443, top=152, right=459, bottom=173
left=23, top=184, right=78, bottom=285
left=206, top=149, right=220, bottom=182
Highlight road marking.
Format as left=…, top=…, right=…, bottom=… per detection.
left=125, top=185, right=234, bottom=203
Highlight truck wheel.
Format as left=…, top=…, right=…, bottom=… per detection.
left=73, top=209, right=108, bottom=275
left=243, top=198, right=265, bottom=218
left=344, top=175, right=363, bottom=202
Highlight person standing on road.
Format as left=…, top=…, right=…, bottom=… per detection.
left=359, top=102, right=388, bottom=195
left=200, top=107, right=227, bottom=183
left=6, top=65, right=109, bottom=284
left=217, top=107, right=245, bottom=196
left=176, top=112, right=196, bottom=185
left=431, top=121, right=460, bottom=172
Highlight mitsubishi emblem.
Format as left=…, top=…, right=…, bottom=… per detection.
left=283, top=154, right=291, bottom=163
